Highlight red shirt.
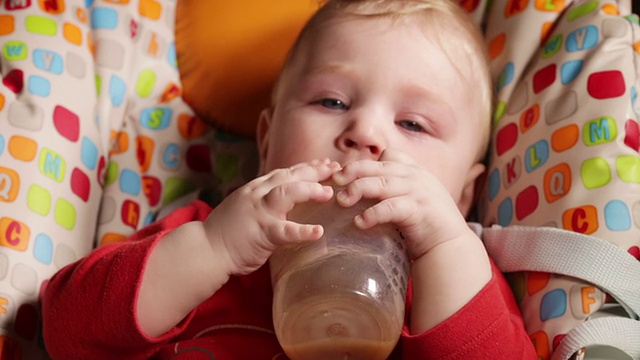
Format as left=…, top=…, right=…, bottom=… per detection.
left=41, top=200, right=536, bottom=359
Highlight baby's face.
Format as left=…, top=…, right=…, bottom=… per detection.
left=259, top=14, right=486, bottom=207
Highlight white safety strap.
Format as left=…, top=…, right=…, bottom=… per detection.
left=551, top=317, right=640, bottom=360
left=482, top=225, right=640, bottom=318
left=482, top=225, right=640, bottom=360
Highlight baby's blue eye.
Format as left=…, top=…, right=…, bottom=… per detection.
left=319, top=98, right=348, bottom=110
left=398, top=120, right=425, bottom=132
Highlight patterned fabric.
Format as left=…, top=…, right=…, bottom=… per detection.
left=479, top=0, right=640, bottom=358
left=0, top=1, right=256, bottom=358
left=1, top=0, right=638, bottom=359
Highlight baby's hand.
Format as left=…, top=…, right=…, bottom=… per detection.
left=331, top=149, right=471, bottom=260
left=203, top=159, right=340, bottom=275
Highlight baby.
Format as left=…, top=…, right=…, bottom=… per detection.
left=41, top=0, right=536, bottom=359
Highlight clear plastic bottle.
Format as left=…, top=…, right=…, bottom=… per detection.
left=270, top=186, right=410, bottom=360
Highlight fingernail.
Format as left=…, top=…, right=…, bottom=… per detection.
left=332, top=172, right=345, bottom=184
left=336, top=190, right=348, bottom=203
left=354, top=215, right=365, bottom=228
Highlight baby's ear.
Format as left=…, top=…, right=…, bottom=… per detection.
left=458, top=162, right=486, bottom=216
left=256, top=108, right=273, bottom=173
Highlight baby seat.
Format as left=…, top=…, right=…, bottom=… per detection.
left=0, top=0, right=638, bottom=359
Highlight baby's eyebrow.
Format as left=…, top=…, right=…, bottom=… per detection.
left=401, top=84, right=455, bottom=115
left=402, top=84, right=443, bottom=102
left=294, top=63, right=355, bottom=96
left=397, top=84, right=459, bottom=137
left=305, top=63, right=355, bottom=77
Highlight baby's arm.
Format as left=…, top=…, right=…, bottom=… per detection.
left=137, top=159, right=340, bottom=336
left=41, top=202, right=214, bottom=359
left=42, top=160, right=339, bottom=357
left=332, top=149, right=491, bottom=332
left=401, top=260, right=537, bottom=359
left=332, top=149, right=536, bottom=358
left=408, top=228, right=491, bottom=332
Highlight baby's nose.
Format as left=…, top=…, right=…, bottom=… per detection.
left=338, top=119, right=386, bottom=159
left=342, top=137, right=382, bottom=156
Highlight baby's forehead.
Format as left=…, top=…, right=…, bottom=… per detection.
left=278, top=7, right=490, bottom=106
left=300, top=10, right=477, bottom=68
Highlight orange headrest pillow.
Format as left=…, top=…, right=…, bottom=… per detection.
left=175, top=1, right=319, bottom=139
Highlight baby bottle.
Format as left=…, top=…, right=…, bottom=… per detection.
left=270, top=184, right=410, bottom=360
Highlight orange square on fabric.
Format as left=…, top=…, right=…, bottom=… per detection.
left=0, top=218, right=30, bottom=252
left=562, top=206, right=598, bottom=234
left=535, top=0, right=565, bottom=12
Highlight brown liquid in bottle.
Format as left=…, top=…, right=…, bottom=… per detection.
left=277, top=292, right=401, bottom=360
left=283, top=337, right=396, bottom=360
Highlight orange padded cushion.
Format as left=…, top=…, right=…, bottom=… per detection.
left=175, top=0, right=319, bottom=138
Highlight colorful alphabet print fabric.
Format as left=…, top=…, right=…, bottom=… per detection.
left=0, top=0, right=257, bottom=358
left=479, top=0, right=640, bottom=358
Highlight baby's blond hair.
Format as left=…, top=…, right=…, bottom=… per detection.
left=274, top=0, right=493, bottom=158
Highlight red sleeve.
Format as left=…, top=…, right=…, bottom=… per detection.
left=40, top=200, right=213, bottom=360
left=400, top=260, right=537, bottom=360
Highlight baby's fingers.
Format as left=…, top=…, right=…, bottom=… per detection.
left=263, top=181, right=334, bottom=213
left=262, top=159, right=340, bottom=189
left=333, top=158, right=411, bottom=187
left=267, top=221, right=324, bottom=245
left=353, top=198, right=411, bottom=230
left=335, top=175, right=409, bottom=207
left=378, top=148, right=419, bottom=165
